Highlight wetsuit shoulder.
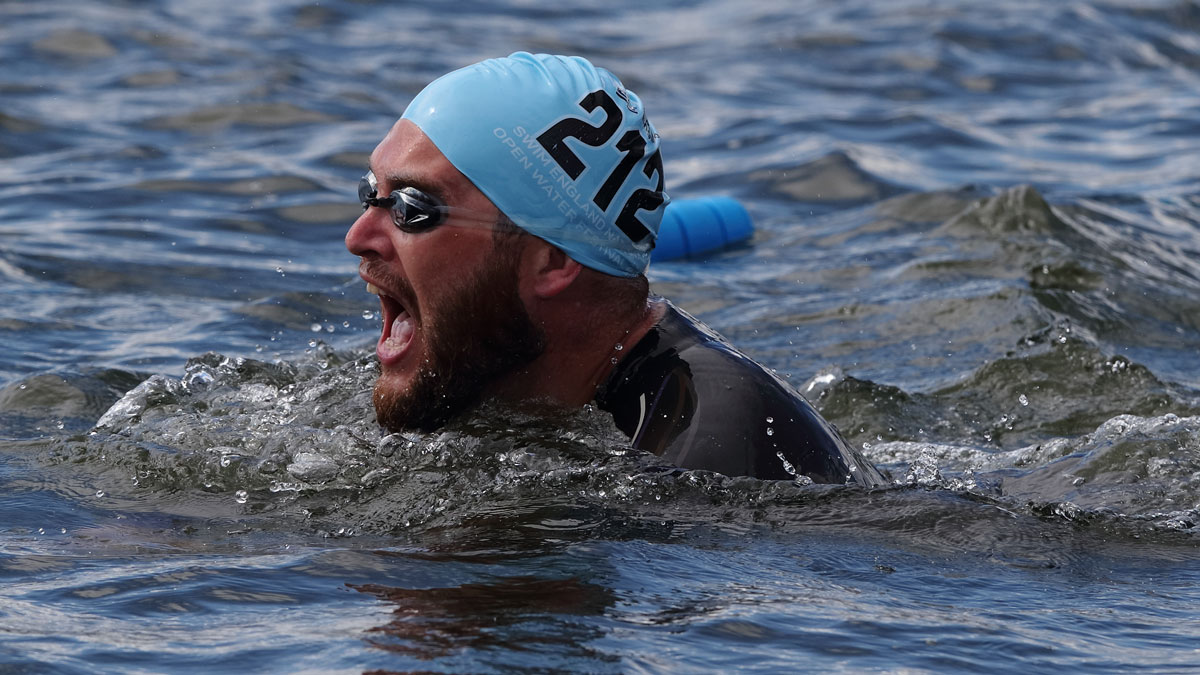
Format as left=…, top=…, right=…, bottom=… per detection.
left=596, top=300, right=884, bottom=486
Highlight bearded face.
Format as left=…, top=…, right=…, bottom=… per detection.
left=371, top=244, right=546, bottom=432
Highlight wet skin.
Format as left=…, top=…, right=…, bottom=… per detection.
left=345, top=119, right=541, bottom=430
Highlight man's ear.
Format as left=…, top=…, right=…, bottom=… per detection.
left=524, top=239, right=583, bottom=299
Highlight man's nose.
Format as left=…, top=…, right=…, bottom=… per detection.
left=345, top=207, right=395, bottom=259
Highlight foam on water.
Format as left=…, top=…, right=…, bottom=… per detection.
left=16, top=342, right=1193, bottom=549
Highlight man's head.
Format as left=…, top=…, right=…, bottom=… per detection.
left=346, top=53, right=667, bottom=432
left=401, top=52, right=669, bottom=277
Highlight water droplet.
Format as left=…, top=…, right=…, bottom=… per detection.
left=95, top=490, right=105, bottom=498
left=613, top=343, right=623, bottom=351
left=342, top=321, right=350, bottom=328
left=766, top=416, right=774, bottom=424
left=610, top=357, right=619, bottom=364
left=235, top=490, right=248, bottom=504
left=310, top=323, right=322, bottom=332
left=766, top=427, right=775, bottom=436
left=1019, top=394, right=1029, bottom=406
left=776, top=451, right=796, bottom=476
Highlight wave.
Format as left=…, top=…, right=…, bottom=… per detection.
left=1, top=344, right=1189, bottom=548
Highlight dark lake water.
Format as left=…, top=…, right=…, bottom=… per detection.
left=3, top=0, right=1200, bottom=671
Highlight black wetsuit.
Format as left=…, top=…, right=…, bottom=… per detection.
left=596, top=300, right=885, bottom=487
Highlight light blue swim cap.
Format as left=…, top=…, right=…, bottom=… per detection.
left=402, top=52, right=669, bottom=277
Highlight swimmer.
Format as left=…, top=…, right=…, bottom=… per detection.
left=345, top=53, right=884, bottom=486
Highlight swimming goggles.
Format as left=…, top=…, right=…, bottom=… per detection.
left=358, top=171, right=491, bottom=233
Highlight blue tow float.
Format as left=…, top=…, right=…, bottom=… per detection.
left=652, top=197, right=754, bottom=262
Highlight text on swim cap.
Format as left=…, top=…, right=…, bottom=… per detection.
left=494, top=126, right=609, bottom=232
left=535, top=89, right=664, bottom=249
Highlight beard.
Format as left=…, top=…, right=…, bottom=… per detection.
left=372, top=249, right=546, bottom=433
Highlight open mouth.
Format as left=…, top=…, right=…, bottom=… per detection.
left=367, top=282, right=416, bottom=364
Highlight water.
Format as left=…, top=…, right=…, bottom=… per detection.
left=3, top=0, right=1200, bottom=671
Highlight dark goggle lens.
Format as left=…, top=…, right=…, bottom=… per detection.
left=358, top=173, right=446, bottom=232
left=357, top=173, right=377, bottom=205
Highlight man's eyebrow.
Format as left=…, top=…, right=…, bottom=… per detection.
left=365, top=163, right=448, bottom=201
